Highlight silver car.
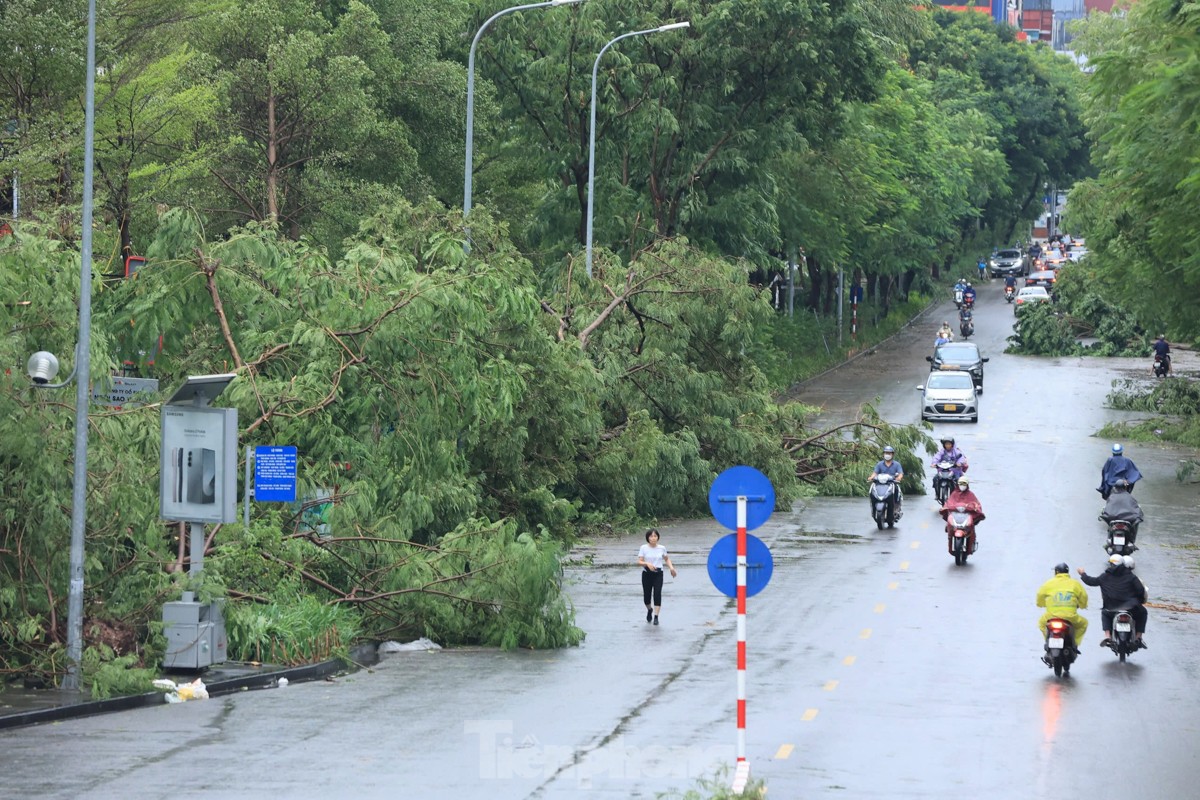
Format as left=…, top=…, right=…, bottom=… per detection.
left=917, top=370, right=979, bottom=423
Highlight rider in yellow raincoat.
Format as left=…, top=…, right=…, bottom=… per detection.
left=1036, top=563, right=1089, bottom=645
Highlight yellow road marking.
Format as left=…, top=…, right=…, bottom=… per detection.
left=920, top=520, right=930, bottom=529
left=775, top=744, right=795, bottom=760
left=888, top=581, right=899, bottom=590
left=843, top=655, right=856, bottom=666
left=899, top=561, right=910, bottom=571
left=910, top=541, right=920, bottom=549
left=859, top=628, right=872, bottom=639
left=874, top=603, right=886, bottom=614
left=802, top=708, right=819, bottom=722
left=823, top=680, right=839, bottom=691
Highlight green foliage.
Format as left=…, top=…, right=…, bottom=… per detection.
left=1006, top=303, right=1081, bottom=356
left=226, top=595, right=360, bottom=665
left=81, top=645, right=157, bottom=700
left=1005, top=266, right=1144, bottom=356
left=1107, top=377, right=1200, bottom=416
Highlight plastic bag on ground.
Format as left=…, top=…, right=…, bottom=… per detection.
left=378, top=638, right=442, bottom=654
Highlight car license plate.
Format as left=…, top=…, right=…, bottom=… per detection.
left=1048, top=637, right=1064, bottom=648
left=943, top=404, right=958, bottom=411
left=1115, top=621, right=1132, bottom=632
left=939, top=364, right=958, bottom=370
left=1113, top=535, right=1125, bottom=545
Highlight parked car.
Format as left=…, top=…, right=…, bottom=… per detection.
left=1014, top=285, right=1052, bottom=313
left=917, top=370, right=979, bottom=423
left=1025, top=270, right=1058, bottom=289
left=989, top=248, right=1028, bottom=278
left=926, top=341, right=989, bottom=392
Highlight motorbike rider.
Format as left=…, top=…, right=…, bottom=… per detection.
left=1100, top=478, right=1144, bottom=540
left=929, top=436, right=968, bottom=482
left=1152, top=334, right=1171, bottom=375
left=868, top=445, right=904, bottom=513
left=940, top=476, right=984, bottom=550
left=1078, top=555, right=1149, bottom=649
left=1003, top=273, right=1017, bottom=294
left=937, top=321, right=954, bottom=342
left=1036, top=562, right=1089, bottom=649
left=958, top=305, right=974, bottom=335
left=962, top=282, right=977, bottom=307
left=1098, top=443, right=1142, bottom=499
left=952, top=278, right=967, bottom=305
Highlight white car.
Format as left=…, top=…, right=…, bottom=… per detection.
left=917, top=370, right=979, bottom=423
left=1014, top=286, right=1051, bottom=313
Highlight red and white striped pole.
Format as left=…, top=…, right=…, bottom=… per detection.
left=736, top=494, right=748, bottom=763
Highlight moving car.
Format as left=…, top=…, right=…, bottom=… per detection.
left=1024, top=270, right=1058, bottom=289
left=1014, top=285, right=1052, bottom=313
left=926, top=341, right=989, bottom=392
left=917, top=370, right=979, bottom=423
left=989, top=248, right=1028, bottom=278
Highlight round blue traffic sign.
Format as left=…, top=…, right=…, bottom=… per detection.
left=707, top=534, right=774, bottom=598
left=708, top=465, right=775, bottom=531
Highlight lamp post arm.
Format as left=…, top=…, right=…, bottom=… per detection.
left=586, top=22, right=689, bottom=278
left=464, top=0, right=585, bottom=221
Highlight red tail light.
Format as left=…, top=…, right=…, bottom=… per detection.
left=1048, top=620, right=1066, bottom=632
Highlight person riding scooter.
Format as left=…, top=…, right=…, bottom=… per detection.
left=962, top=283, right=977, bottom=308
left=1078, top=555, right=1149, bottom=649
left=929, top=436, right=968, bottom=484
left=1100, top=478, right=1144, bottom=540
left=940, top=476, right=984, bottom=545
left=1098, top=443, right=1142, bottom=499
left=1036, top=562, right=1089, bottom=652
left=1152, top=334, right=1172, bottom=375
left=868, top=445, right=905, bottom=515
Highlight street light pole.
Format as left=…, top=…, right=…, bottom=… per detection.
left=585, top=22, right=689, bottom=278
left=463, top=0, right=584, bottom=222
left=63, top=0, right=98, bottom=692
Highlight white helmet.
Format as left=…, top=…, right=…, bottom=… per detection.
left=1108, top=553, right=1124, bottom=566
left=1123, top=555, right=1135, bottom=570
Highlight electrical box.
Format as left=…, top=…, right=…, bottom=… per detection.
left=162, top=599, right=227, bottom=670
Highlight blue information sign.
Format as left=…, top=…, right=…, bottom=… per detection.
left=707, top=534, right=773, bottom=598
left=708, top=465, right=775, bottom=532
left=255, top=446, right=297, bottom=502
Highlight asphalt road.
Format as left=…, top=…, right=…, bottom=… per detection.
left=2, top=281, right=1198, bottom=800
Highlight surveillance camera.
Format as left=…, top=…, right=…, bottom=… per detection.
left=27, top=351, right=60, bottom=385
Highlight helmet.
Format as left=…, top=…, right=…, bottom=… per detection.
left=1054, top=562, right=1069, bottom=574
left=1108, top=553, right=1125, bottom=566
left=1112, top=478, right=1129, bottom=491
left=1123, top=555, right=1136, bottom=570
left=883, top=446, right=895, bottom=454
left=941, top=437, right=956, bottom=446
left=1112, top=443, right=1123, bottom=454
left=956, top=476, right=969, bottom=487
left=1157, top=334, right=1166, bottom=340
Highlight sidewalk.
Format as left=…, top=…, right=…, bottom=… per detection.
left=0, top=642, right=378, bottom=731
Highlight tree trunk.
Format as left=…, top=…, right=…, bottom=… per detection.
left=267, top=88, right=278, bottom=224
left=807, top=255, right=822, bottom=311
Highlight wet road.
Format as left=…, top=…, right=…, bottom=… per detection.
left=3, top=281, right=1199, bottom=799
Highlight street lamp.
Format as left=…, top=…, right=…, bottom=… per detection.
left=462, top=0, right=584, bottom=222
left=585, top=21, right=690, bottom=278
left=27, top=0, right=99, bottom=692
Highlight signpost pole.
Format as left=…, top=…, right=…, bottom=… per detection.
left=243, top=445, right=251, bottom=528
left=736, top=494, right=748, bottom=766
left=189, top=522, right=204, bottom=575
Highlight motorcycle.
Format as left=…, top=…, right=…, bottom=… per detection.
left=932, top=461, right=958, bottom=505
left=1154, top=353, right=1170, bottom=378
left=868, top=474, right=901, bottom=530
left=953, top=288, right=964, bottom=309
left=944, top=506, right=977, bottom=565
left=959, top=310, right=974, bottom=339
left=1106, top=608, right=1140, bottom=662
left=1042, top=618, right=1078, bottom=677
left=1004, top=285, right=1015, bottom=304
left=962, top=294, right=976, bottom=310
left=1102, top=518, right=1139, bottom=556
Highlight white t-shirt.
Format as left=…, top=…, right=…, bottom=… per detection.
left=639, top=544, right=668, bottom=571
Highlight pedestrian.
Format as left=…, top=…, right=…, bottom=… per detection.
left=638, top=528, right=677, bottom=625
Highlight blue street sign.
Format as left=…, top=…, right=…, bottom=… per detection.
left=707, top=533, right=773, bottom=598
left=255, top=446, right=297, bottom=502
left=708, top=465, right=775, bottom=531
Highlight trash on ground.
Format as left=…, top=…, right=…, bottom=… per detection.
left=152, top=677, right=209, bottom=703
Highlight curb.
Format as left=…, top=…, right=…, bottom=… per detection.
left=0, top=642, right=379, bottom=731
left=783, top=294, right=941, bottom=396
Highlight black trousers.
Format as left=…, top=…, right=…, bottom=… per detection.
left=1102, top=606, right=1148, bottom=633
left=642, top=569, right=664, bottom=606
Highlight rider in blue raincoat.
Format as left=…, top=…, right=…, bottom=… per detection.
left=1098, top=443, right=1142, bottom=499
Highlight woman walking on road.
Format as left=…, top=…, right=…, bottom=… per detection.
left=638, top=529, right=677, bottom=625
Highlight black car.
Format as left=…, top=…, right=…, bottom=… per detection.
left=927, top=341, right=990, bottom=392
left=989, top=248, right=1028, bottom=278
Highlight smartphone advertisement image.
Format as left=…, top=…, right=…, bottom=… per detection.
left=160, top=406, right=238, bottom=523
